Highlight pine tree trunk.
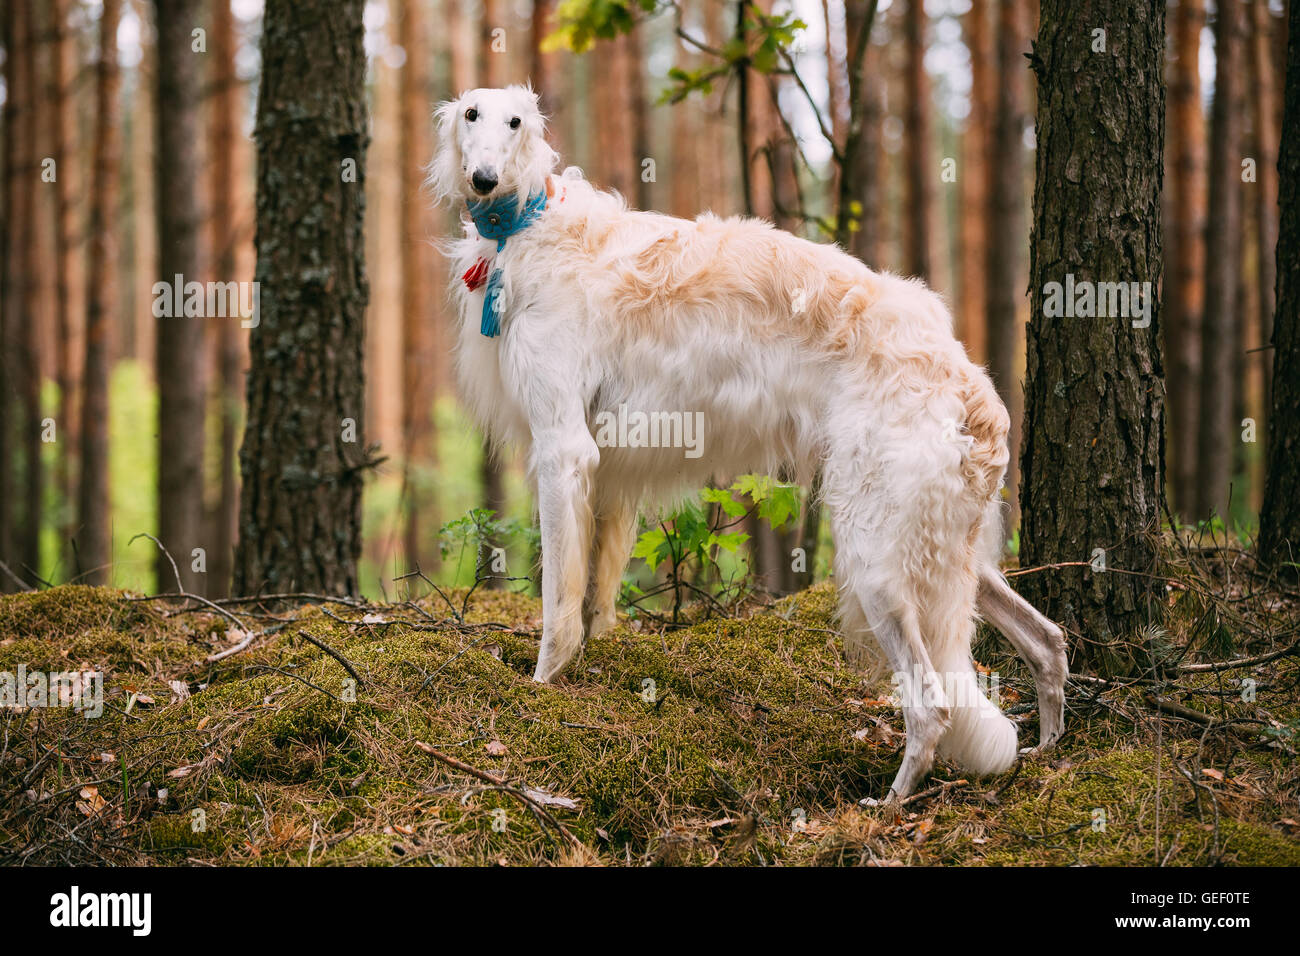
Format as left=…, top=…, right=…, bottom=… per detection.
left=0, top=0, right=23, bottom=586
left=1251, top=0, right=1280, bottom=412
left=986, top=0, right=1028, bottom=536
left=129, top=4, right=157, bottom=369
left=399, top=0, right=439, bottom=576
left=1165, top=0, right=1206, bottom=518
left=209, top=0, right=241, bottom=598
left=234, top=0, right=370, bottom=597
left=154, top=0, right=206, bottom=593
left=902, top=0, right=934, bottom=281
left=960, top=0, right=991, bottom=362
left=1019, top=0, right=1167, bottom=674
left=14, top=0, right=43, bottom=582
left=51, top=0, right=81, bottom=558
left=1195, top=0, right=1243, bottom=521
left=77, top=0, right=123, bottom=587
left=1259, top=0, right=1300, bottom=574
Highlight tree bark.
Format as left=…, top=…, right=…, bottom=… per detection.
left=986, top=0, right=1028, bottom=536
left=1250, top=0, right=1279, bottom=413
left=960, top=0, right=992, bottom=362
left=902, top=0, right=934, bottom=282
left=1195, top=0, right=1243, bottom=522
left=1259, top=0, right=1300, bottom=573
left=234, top=0, right=370, bottom=597
left=77, top=0, right=123, bottom=586
left=50, top=0, right=82, bottom=557
left=399, top=0, right=439, bottom=576
left=154, top=0, right=206, bottom=593
left=13, top=0, right=43, bottom=582
left=0, top=0, right=24, bottom=585
left=1165, top=0, right=1206, bottom=518
left=1019, top=0, right=1167, bottom=673
left=208, top=0, right=241, bottom=598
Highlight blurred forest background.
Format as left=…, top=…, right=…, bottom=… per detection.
left=0, top=0, right=1289, bottom=602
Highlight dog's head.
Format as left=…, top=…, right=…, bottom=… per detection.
left=430, top=85, right=557, bottom=205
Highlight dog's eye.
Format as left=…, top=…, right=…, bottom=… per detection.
left=465, top=108, right=478, bottom=122
left=509, top=117, right=521, bottom=130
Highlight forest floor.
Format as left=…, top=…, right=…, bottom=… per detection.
left=2, top=553, right=1299, bottom=866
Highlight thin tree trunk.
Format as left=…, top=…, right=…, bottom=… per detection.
left=903, top=0, right=934, bottom=282
left=50, top=0, right=81, bottom=560
left=129, top=3, right=157, bottom=369
left=154, top=0, right=206, bottom=593
left=960, top=0, right=992, bottom=362
left=77, top=0, right=123, bottom=587
left=986, top=0, right=1028, bottom=535
left=209, top=0, right=241, bottom=598
left=0, top=0, right=24, bottom=585
left=399, top=0, right=439, bottom=576
left=482, top=0, right=507, bottom=87
left=1019, top=0, right=1167, bottom=674
left=15, top=0, right=43, bottom=581
left=1166, top=0, right=1206, bottom=518
left=1259, top=0, right=1300, bottom=573
left=234, top=0, right=370, bottom=597
left=450, top=0, right=476, bottom=94
left=1196, top=0, right=1243, bottom=522
left=1251, top=0, right=1280, bottom=411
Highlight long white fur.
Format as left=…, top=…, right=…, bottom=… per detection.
left=431, top=86, right=1067, bottom=799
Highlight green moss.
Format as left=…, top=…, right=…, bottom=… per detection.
left=0, top=586, right=159, bottom=641
left=4, top=580, right=1297, bottom=866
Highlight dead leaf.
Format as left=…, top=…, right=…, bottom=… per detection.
left=523, top=786, right=579, bottom=810
left=76, top=786, right=107, bottom=816
left=361, top=613, right=387, bottom=625
left=168, top=680, right=190, bottom=704
left=1201, top=768, right=1225, bottom=782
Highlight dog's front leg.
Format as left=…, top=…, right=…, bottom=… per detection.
left=532, top=427, right=599, bottom=682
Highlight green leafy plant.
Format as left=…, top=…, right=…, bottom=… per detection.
left=438, top=508, right=539, bottom=585
left=629, top=476, right=800, bottom=623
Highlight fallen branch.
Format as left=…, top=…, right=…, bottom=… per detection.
left=414, top=742, right=585, bottom=851
left=900, top=778, right=969, bottom=808
left=1177, top=642, right=1300, bottom=673
left=296, top=629, right=365, bottom=688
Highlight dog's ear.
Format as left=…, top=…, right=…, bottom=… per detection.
left=426, top=98, right=463, bottom=205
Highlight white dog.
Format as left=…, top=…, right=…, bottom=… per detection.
left=432, top=86, right=1067, bottom=799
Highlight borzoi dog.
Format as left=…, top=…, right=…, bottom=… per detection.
left=432, top=86, right=1067, bottom=799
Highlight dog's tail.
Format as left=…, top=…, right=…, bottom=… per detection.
left=957, top=365, right=1011, bottom=504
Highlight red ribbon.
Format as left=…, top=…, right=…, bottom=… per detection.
left=462, top=257, right=490, bottom=292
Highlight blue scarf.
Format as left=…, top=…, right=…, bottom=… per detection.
left=466, top=189, right=548, bottom=337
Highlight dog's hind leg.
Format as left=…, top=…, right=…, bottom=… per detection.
left=977, top=566, right=1068, bottom=750
left=532, top=425, right=600, bottom=682
left=583, top=500, right=637, bottom=645
left=860, top=595, right=951, bottom=801
left=831, top=529, right=950, bottom=799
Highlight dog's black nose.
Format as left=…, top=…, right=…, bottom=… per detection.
left=471, top=170, right=498, bottom=195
